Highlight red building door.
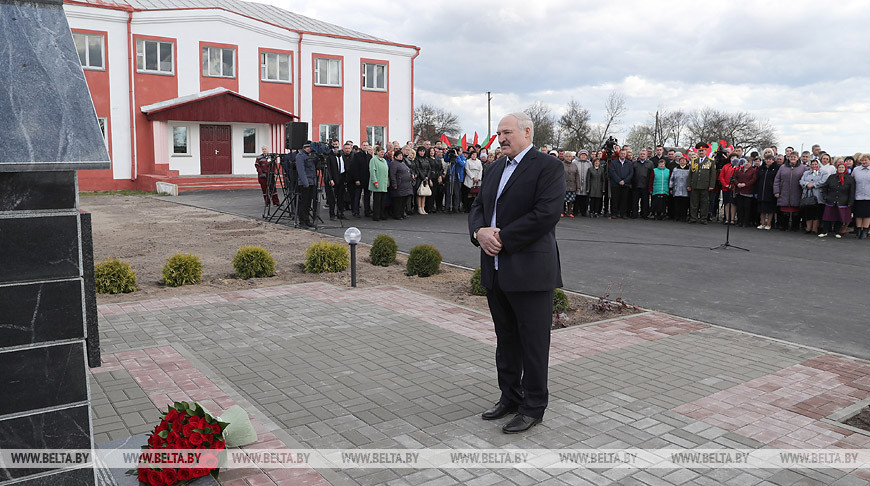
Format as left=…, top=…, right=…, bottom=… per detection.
left=200, top=125, right=232, bottom=174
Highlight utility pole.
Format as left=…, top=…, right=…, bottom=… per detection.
left=486, top=91, right=493, bottom=140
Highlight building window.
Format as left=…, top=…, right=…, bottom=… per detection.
left=172, top=126, right=189, bottom=155
left=243, top=128, right=257, bottom=154
left=319, top=124, right=340, bottom=143
left=97, top=117, right=108, bottom=147
left=366, top=126, right=385, bottom=147
left=202, top=46, right=235, bottom=78
left=73, top=33, right=104, bottom=70
left=261, top=52, right=291, bottom=83
left=136, top=39, right=173, bottom=74
left=362, top=63, right=386, bottom=91
left=314, top=58, right=341, bottom=87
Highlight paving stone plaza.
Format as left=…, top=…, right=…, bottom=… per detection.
left=90, top=283, right=870, bottom=485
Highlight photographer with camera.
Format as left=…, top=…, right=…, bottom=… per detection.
left=255, top=145, right=280, bottom=206
left=295, top=141, right=317, bottom=228
left=445, top=147, right=467, bottom=213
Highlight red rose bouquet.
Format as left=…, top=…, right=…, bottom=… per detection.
left=128, top=401, right=228, bottom=485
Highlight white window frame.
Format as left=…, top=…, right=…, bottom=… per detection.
left=171, top=125, right=190, bottom=156
left=136, top=39, right=174, bottom=75
left=97, top=117, right=108, bottom=148
left=362, top=63, right=386, bottom=91
left=366, top=126, right=385, bottom=147
left=261, top=52, right=292, bottom=83
left=242, top=128, right=257, bottom=155
left=73, top=33, right=105, bottom=70
left=314, top=58, right=341, bottom=87
left=202, top=46, right=236, bottom=78
left=319, top=124, right=341, bottom=143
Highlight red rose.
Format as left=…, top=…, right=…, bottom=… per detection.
left=148, top=434, right=163, bottom=448
left=155, top=421, right=168, bottom=434
left=200, top=453, right=219, bottom=470
left=177, top=439, right=191, bottom=450
left=171, top=419, right=183, bottom=433
left=213, top=439, right=225, bottom=450
left=147, top=469, right=165, bottom=486
left=209, top=423, right=221, bottom=434
left=166, top=409, right=179, bottom=422
left=177, top=468, right=191, bottom=481
left=188, top=433, right=204, bottom=446
left=138, top=468, right=148, bottom=482
left=181, top=423, right=196, bottom=437
left=166, top=431, right=180, bottom=445
left=192, top=468, right=208, bottom=478
left=161, top=468, right=178, bottom=485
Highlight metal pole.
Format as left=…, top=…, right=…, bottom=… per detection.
left=486, top=91, right=492, bottom=140
left=350, top=243, right=357, bottom=287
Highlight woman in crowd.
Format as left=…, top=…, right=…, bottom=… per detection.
left=414, top=146, right=432, bottom=215
left=389, top=149, right=413, bottom=220
left=774, top=151, right=808, bottom=231
left=563, top=151, right=580, bottom=217
left=368, top=146, right=389, bottom=221
left=669, top=153, right=691, bottom=222
left=755, top=154, right=779, bottom=230
left=799, top=159, right=826, bottom=235
left=819, top=161, right=855, bottom=238
left=575, top=150, right=593, bottom=216
left=650, top=158, right=670, bottom=220
left=463, top=150, right=483, bottom=212
left=586, top=156, right=607, bottom=217
left=733, top=158, right=757, bottom=227
left=852, top=153, right=870, bottom=239
left=719, top=154, right=740, bottom=224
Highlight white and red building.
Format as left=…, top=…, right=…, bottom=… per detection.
left=64, top=0, right=419, bottom=191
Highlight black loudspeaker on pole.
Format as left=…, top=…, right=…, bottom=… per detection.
left=285, top=122, right=308, bottom=150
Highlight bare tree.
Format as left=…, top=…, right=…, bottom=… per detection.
left=524, top=101, right=557, bottom=147
left=649, top=108, right=689, bottom=148
left=558, top=98, right=592, bottom=151
left=625, top=124, right=655, bottom=151
left=414, top=104, right=460, bottom=142
left=686, top=108, right=777, bottom=152
left=599, top=91, right=627, bottom=145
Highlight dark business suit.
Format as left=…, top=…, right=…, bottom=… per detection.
left=468, top=146, right=564, bottom=419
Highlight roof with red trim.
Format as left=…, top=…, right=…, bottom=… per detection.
left=141, top=87, right=296, bottom=123
left=66, top=0, right=416, bottom=48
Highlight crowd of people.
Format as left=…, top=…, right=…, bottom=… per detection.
left=257, top=138, right=869, bottom=240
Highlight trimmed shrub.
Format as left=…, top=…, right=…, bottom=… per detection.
left=94, top=258, right=137, bottom=294
left=162, top=253, right=202, bottom=287
left=553, top=289, right=570, bottom=313
left=233, top=245, right=275, bottom=279
left=406, top=244, right=441, bottom=277
left=470, top=267, right=487, bottom=296
left=304, top=241, right=349, bottom=273
left=369, top=234, right=398, bottom=267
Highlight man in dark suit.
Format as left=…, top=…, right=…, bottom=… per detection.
left=468, top=112, right=565, bottom=434
left=326, top=140, right=351, bottom=220
left=349, top=141, right=373, bottom=218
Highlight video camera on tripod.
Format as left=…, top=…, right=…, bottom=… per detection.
left=601, top=136, right=619, bottom=160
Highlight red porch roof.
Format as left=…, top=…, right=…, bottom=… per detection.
left=141, top=88, right=296, bottom=124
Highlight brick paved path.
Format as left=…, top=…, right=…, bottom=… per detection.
left=91, top=283, right=870, bottom=485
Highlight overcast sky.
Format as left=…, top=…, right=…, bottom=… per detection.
left=275, top=0, right=869, bottom=155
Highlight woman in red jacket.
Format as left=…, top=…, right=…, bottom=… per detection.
left=718, top=155, right=740, bottom=224
left=732, top=158, right=757, bottom=227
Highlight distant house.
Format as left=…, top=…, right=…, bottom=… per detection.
left=65, top=0, right=419, bottom=191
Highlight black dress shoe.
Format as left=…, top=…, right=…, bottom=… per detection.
left=502, top=413, right=542, bottom=434
left=481, top=402, right=517, bottom=420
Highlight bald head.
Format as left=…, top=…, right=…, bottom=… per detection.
left=497, top=112, right=534, bottom=158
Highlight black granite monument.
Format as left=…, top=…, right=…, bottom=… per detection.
left=0, top=0, right=110, bottom=483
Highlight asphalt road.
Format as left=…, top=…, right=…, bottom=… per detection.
left=170, top=189, right=870, bottom=360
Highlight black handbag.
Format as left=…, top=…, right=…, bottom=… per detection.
left=800, top=187, right=818, bottom=207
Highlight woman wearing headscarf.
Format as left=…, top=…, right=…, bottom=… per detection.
left=755, top=155, right=779, bottom=230
left=669, top=153, right=691, bottom=222
left=799, top=159, right=826, bottom=235
left=818, top=161, right=856, bottom=238
left=773, top=151, right=808, bottom=231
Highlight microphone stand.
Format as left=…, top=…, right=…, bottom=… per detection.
left=711, top=174, right=749, bottom=251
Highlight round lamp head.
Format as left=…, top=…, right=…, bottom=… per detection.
left=344, top=227, right=361, bottom=245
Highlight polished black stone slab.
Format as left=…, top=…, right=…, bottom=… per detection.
left=0, top=172, right=77, bottom=210
left=0, top=342, right=88, bottom=416
left=0, top=0, right=109, bottom=172
left=0, top=405, right=92, bottom=481
left=80, top=211, right=100, bottom=368
left=0, top=214, right=80, bottom=284
left=14, top=466, right=94, bottom=486
left=0, top=279, right=84, bottom=347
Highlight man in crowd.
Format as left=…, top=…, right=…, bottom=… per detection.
left=631, top=149, right=653, bottom=219
left=687, top=143, right=717, bottom=224
left=295, top=141, right=317, bottom=229
left=349, top=141, right=373, bottom=218
left=608, top=147, right=633, bottom=219
left=325, top=140, right=352, bottom=220
left=811, top=144, right=822, bottom=160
